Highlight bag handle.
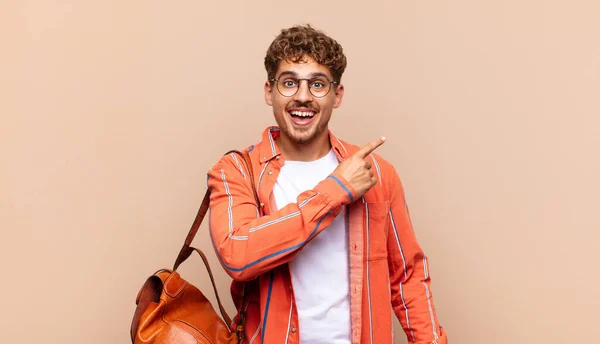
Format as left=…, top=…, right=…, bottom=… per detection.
left=171, top=149, right=260, bottom=339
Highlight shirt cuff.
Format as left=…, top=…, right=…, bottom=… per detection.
left=315, top=172, right=358, bottom=207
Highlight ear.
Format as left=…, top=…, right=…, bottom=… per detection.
left=333, top=83, right=344, bottom=109
left=264, top=81, right=274, bottom=106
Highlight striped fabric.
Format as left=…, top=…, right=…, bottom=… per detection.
left=207, top=126, right=447, bottom=344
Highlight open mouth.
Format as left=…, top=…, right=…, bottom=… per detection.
left=288, top=110, right=317, bottom=126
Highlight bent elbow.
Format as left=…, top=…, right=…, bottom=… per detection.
left=221, top=261, right=258, bottom=282
left=215, top=250, right=257, bottom=282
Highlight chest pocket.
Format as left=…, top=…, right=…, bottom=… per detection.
left=364, top=201, right=390, bottom=261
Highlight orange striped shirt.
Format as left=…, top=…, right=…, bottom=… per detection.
left=207, top=126, right=447, bottom=344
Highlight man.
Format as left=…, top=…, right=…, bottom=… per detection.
left=207, top=24, right=447, bottom=344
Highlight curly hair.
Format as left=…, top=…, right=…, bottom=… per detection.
left=264, top=24, right=347, bottom=83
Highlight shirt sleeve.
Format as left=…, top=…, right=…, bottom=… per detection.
left=386, top=165, right=448, bottom=344
left=207, top=154, right=357, bottom=281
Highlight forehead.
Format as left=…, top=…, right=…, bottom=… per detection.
left=275, top=56, right=332, bottom=79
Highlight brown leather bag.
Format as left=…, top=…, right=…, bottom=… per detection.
left=130, top=150, right=259, bottom=344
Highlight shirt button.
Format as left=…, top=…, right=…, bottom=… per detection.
left=260, top=203, right=265, bottom=207
left=268, top=170, right=273, bottom=175
left=291, top=326, right=296, bottom=333
left=276, top=156, right=280, bottom=160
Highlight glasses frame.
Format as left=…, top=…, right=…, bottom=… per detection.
left=269, top=76, right=339, bottom=98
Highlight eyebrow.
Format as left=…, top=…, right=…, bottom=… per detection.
left=276, top=71, right=331, bottom=79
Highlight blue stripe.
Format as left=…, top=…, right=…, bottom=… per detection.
left=390, top=211, right=408, bottom=280
left=366, top=203, right=374, bottom=343
left=247, top=145, right=254, bottom=153
left=210, top=211, right=332, bottom=272
left=328, top=175, right=354, bottom=202
left=262, top=271, right=275, bottom=340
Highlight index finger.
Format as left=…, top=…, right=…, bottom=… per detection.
left=355, top=136, right=386, bottom=158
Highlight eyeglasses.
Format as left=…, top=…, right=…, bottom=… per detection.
left=270, top=75, right=338, bottom=98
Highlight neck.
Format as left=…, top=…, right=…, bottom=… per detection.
left=276, top=131, right=332, bottom=162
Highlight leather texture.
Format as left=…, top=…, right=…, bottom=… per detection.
left=131, top=150, right=259, bottom=344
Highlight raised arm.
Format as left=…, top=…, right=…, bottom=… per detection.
left=207, top=154, right=354, bottom=281
left=208, top=137, right=386, bottom=281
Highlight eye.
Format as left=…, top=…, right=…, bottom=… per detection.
left=310, top=81, right=325, bottom=89
left=282, top=80, right=298, bottom=88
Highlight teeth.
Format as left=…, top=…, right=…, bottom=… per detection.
left=290, top=111, right=315, bottom=117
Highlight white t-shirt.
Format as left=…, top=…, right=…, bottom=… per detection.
left=272, top=149, right=351, bottom=344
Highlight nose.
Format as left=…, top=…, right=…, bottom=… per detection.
left=293, top=80, right=313, bottom=103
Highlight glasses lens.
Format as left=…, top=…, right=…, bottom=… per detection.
left=308, top=79, right=331, bottom=98
left=277, top=78, right=298, bottom=97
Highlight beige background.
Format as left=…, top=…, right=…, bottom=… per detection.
left=2, top=1, right=599, bottom=343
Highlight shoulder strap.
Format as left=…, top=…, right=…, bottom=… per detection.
left=172, top=149, right=259, bottom=333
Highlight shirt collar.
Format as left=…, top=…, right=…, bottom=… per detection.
left=258, top=126, right=350, bottom=164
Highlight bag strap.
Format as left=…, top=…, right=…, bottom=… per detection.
left=172, top=149, right=260, bottom=340
left=173, top=150, right=259, bottom=269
